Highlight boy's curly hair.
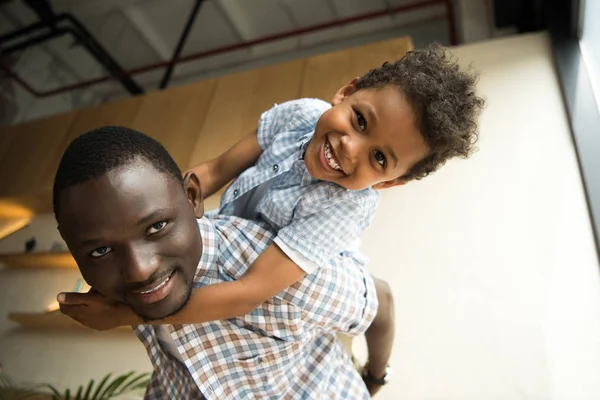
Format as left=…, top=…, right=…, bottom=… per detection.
left=355, top=43, right=485, bottom=181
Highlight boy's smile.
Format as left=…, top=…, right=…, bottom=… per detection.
left=304, top=80, right=429, bottom=191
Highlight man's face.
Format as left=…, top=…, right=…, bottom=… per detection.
left=58, top=158, right=204, bottom=321
left=304, top=81, right=429, bottom=191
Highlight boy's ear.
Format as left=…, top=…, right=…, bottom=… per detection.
left=372, top=178, right=407, bottom=190
left=183, top=172, right=204, bottom=218
left=331, top=77, right=360, bottom=106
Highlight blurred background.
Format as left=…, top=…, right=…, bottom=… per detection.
left=1, top=0, right=536, bottom=126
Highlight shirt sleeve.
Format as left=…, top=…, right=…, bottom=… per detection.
left=342, top=268, right=379, bottom=336
left=274, top=237, right=320, bottom=274
left=275, top=191, right=376, bottom=268
left=256, top=101, right=300, bottom=151
left=256, top=99, right=331, bottom=151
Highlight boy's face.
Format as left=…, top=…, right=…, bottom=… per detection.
left=57, top=158, right=204, bottom=321
left=304, top=80, right=429, bottom=190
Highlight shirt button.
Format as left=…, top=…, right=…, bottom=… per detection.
left=272, top=164, right=279, bottom=172
left=233, top=189, right=239, bottom=197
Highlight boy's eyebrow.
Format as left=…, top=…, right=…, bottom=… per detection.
left=386, top=146, right=399, bottom=168
left=364, top=104, right=377, bottom=125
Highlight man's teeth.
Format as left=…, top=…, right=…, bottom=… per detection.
left=140, top=275, right=171, bottom=294
left=324, top=141, right=342, bottom=171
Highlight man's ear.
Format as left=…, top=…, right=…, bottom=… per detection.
left=183, top=172, right=204, bottom=218
left=57, top=224, right=65, bottom=241
left=331, top=77, right=360, bottom=106
left=372, top=178, right=407, bottom=190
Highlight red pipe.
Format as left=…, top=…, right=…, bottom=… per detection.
left=3, top=0, right=456, bottom=98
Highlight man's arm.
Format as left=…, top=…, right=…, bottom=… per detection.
left=186, top=129, right=262, bottom=199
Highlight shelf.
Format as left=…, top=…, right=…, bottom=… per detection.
left=8, top=310, right=131, bottom=332
left=0, top=251, right=76, bottom=269
left=0, top=217, right=30, bottom=240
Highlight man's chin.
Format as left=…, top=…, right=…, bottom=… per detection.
left=131, top=282, right=193, bottom=323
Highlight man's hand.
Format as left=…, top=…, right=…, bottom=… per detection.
left=57, top=289, right=137, bottom=331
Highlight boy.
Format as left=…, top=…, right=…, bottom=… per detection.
left=59, top=43, right=483, bottom=394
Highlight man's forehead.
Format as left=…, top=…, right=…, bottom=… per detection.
left=59, top=161, right=182, bottom=227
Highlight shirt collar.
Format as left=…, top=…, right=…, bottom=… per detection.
left=194, top=217, right=219, bottom=282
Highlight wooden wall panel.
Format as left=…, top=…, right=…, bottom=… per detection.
left=300, top=37, right=413, bottom=100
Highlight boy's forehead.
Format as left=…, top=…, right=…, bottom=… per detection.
left=357, top=86, right=428, bottom=166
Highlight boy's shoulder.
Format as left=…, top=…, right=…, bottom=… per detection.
left=269, top=98, right=331, bottom=129
left=274, top=98, right=331, bottom=112
left=307, top=182, right=380, bottom=214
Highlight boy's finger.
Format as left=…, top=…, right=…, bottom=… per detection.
left=59, top=303, right=82, bottom=317
left=57, top=292, right=95, bottom=305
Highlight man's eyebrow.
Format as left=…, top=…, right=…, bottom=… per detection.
left=136, top=208, right=172, bottom=226
left=76, top=238, right=103, bottom=249
left=74, top=208, right=172, bottom=250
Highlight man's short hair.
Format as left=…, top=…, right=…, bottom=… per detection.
left=53, top=126, right=183, bottom=219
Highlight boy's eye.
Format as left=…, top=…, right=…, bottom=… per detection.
left=90, top=246, right=112, bottom=258
left=355, top=110, right=367, bottom=131
left=148, top=221, right=168, bottom=234
left=373, top=150, right=387, bottom=168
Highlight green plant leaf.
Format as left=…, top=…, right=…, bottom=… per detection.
left=64, top=388, right=71, bottom=400
left=82, top=379, right=94, bottom=400
left=97, top=372, right=132, bottom=400
left=74, top=384, right=84, bottom=400
left=90, top=374, right=111, bottom=400
left=0, top=371, right=14, bottom=389
left=45, top=383, right=63, bottom=400
left=117, top=372, right=151, bottom=393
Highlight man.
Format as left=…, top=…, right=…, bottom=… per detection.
left=54, top=126, right=392, bottom=399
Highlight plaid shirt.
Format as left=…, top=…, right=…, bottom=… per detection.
left=219, top=99, right=380, bottom=268
left=135, top=215, right=378, bottom=399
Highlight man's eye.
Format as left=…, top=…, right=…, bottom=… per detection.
left=373, top=150, right=387, bottom=168
left=148, top=221, right=168, bottom=234
left=90, top=247, right=112, bottom=258
left=355, top=111, right=367, bottom=131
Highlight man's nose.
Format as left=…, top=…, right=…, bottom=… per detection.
left=122, top=245, right=160, bottom=283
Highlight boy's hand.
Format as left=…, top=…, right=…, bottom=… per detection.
left=57, top=289, right=137, bottom=331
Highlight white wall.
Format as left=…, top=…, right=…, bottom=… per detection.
left=2, top=32, right=599, bottom=399
left=355, top=32, right=600, bottom=399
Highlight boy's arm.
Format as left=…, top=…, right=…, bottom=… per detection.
left=148, top=243, right=306, bottom=324
left=187, top=129, right=262, bottom=199
left=58, top=243, right=306, bottom=328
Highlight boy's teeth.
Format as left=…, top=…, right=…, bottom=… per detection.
left=324, top=141, right=342, bottom=171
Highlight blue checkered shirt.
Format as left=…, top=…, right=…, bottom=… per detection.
left=134, top=215, right=377, bottom=399
left=219, top=99, right=379, bottom=268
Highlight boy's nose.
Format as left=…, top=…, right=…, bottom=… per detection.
left=340, top=134, right=360, bottom=168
